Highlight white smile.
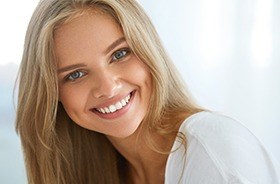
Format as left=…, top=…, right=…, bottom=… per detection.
left=95, top=93, right=132, bottom=114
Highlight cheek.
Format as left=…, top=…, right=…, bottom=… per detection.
left=59, top=85, right=86, bottom=114
left=136, top=64, right=152, bottom=93
left=124, top=59, right=152, bottom=86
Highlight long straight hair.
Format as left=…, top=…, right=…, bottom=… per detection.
left=16, top=0, right=203, bottom=183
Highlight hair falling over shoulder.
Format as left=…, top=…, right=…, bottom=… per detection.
left=15, top=0, right=203, bottom=183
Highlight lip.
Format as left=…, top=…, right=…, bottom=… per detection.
left=94, top=91, right=132, bottom=109
left=90, top=90, right=136, bottom=120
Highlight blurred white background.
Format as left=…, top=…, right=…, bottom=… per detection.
left=0, top=0, right=279, bottom=183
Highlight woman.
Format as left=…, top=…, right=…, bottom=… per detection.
left=16, top=0, right=279, bottom=183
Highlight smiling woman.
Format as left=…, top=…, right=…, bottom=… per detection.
left=15, top=0, right=280, bottom=184
left=55, top=10, right=153, bottom=137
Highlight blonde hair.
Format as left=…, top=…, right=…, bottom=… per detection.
left=16, top=0, right=203, bottom=183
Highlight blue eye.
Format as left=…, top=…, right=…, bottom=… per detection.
left=112, top=49, right=130, bottom=61
left=66, top=71, right=85, bottom=81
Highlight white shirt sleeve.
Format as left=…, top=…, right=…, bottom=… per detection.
left=165, top=111, right=280, bottom=184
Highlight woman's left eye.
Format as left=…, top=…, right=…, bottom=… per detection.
left=112, top=49, right=130, bottom=61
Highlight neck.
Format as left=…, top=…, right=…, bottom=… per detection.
left=106, top=111, right=192, bottom=183
left=107, top=124, right=175, bottom=184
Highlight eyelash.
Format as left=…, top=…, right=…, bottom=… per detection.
left=111, top=48, right=131, bottom=62
left=65, top=70, right=86, bottom=82
left=63, top=48, right=131, bottom=82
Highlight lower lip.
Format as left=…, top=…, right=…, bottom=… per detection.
left=91, top=91, right=135, bottom=120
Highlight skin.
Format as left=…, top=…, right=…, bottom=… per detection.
left=55, top=11, right=152, bottom=138
left=55, top=10, right=172, bottom=183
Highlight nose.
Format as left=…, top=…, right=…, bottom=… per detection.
left=91, top=70, right=121, bottom=99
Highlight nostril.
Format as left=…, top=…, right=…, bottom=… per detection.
left=90, top=75, right=121, bottom=99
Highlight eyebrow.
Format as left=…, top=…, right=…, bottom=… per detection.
left=104, top=37, right=126, bottom=55
left=57, top=37, right=126, bottom=74
left=57, top=63, right=87, bottom=74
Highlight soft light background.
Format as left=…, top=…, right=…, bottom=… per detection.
left=0, top=0, right=279, bottom=183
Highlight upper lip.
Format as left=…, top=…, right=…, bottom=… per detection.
left=90, top=91, right=133, bottom=110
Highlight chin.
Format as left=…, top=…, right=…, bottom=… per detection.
left=107, top=121, right=142, bottom=139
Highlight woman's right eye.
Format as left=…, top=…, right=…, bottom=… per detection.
left=65, top=71, right=86, bottom=81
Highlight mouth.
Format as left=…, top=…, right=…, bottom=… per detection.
left=90, top=90, right=136, bottom=119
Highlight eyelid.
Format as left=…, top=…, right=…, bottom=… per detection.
left=111, top=47, right=131, bottom=61
left=64, top=70, right=87, bottom=82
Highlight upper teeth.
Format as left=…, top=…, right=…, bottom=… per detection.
left=96, top=93, right=131, bottom=114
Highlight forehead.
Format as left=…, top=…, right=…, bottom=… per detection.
left=54, top=10, right=123, bottom=66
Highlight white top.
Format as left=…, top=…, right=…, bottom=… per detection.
left=165, top=111, right=280, bottom=184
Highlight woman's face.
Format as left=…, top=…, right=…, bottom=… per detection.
left=55, top=11, right=152, bottom=138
